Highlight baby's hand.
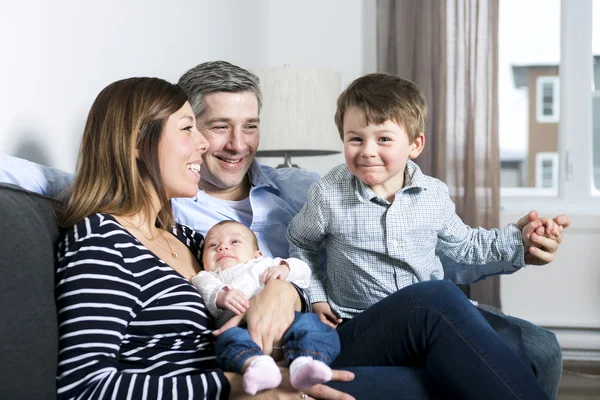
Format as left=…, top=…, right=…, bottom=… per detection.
left=216, top=288, right=249, bottom=315
left=522, top=217, right=563, bottom=251
left=313, top=301, right=342, bottom=328
left=535, top=217, right=563, bottom=238
left=261, top=262, right=291, bottom=284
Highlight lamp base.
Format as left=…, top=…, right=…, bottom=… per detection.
left=275, top=151, right=300, bottom=169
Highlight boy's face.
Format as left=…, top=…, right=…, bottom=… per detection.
left=342, top=106, right=424, bottom=197
left=202, top=223, right=262, bottom=271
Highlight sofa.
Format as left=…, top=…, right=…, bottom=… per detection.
left=0, top=183, right=59, bottom=398
left=0, top=182, right=561, bottom=399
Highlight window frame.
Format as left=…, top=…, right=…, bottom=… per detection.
left=500, top=0, right=599, bottom=215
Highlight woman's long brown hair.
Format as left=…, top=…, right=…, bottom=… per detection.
left=57, top=77, right=188, bottom=229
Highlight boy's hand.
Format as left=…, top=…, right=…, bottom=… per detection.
left=261, top=262, right=290, bottom=284
left=313, top=302, right=342, bottom=328
left=516, top=210, right=571, bottom=265
left=216, top=288, right=250, bottom=315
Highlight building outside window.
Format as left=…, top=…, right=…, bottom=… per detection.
left=536, top=76, right=560, bottom=123
left=535, top=152, right=559, bottom=189
left=499, top=0, right=600, bottom=202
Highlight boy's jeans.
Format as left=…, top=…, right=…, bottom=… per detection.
left=215, top=311, right=340, bottom=372
left=331, top=280, right=548, bottom=400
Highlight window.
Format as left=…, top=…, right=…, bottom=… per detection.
left=536, top=77, right=560, bottom=123
left=535, top=152, right=559, bottom=189
left=499, top=0, right=560, bottom=192
left=593, top=93, right=600, bottom=188
left=500, top=0, right=600, bottom=214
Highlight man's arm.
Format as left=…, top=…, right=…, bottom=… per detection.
left=0, top=153, right=73, bottom=197
left=441, top=255, right=520, bottom=285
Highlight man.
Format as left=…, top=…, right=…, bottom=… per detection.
left=177, top=62, right=567, bottom=399
left=0, top=61, right=569, bottom=399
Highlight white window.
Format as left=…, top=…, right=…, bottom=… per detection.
left=593, top=87, right=600, bottom=189
left=498, top=0, right=560, bottom=195
left=499, top=0, right=599, bottom=212
left=536, top=76, right=560, bottom=123
left=535, top=152, right=559, bottom=189
left=499, top=0, right=600, bottom=360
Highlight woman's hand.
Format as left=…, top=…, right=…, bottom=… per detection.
left=214, top=280, right=300, bottom=356
left=226, top=368, right=356, bottom=400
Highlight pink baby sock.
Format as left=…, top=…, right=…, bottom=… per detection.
left=242, top=355, right=282, bottom=395
left=289, top=356, right=333, bottom=391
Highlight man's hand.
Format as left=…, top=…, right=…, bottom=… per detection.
left=516, top=210, right=571, bottom=265
left=216, top=288, right=249, bottom=315
left=313, top=302, right=342, bottom=328
left=261, top=262, right=291, bottom=285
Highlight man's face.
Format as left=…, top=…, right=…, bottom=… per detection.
left=196, top=91, right=260, bottom=199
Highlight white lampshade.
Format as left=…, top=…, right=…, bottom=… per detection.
left=253, top=65, right=342, bottom=160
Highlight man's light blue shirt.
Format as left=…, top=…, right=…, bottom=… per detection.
left=0, top=152, right=523, bottom=284
left=172, top=161, right=319, bottom=258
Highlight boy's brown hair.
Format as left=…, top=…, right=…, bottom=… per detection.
left=334, top=73, right=427, bottom=142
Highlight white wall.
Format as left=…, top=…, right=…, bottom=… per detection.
left=0, top=0, right=270, bottom=172
left=255, top=0, right=377, bottom=176
left=500, top=213, right=600, bottom=358
left=0, top=0, right=375, bottom=177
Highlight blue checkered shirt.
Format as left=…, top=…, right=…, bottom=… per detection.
left=287, top=160, right=526, bottom=319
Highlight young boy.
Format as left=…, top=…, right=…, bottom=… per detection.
left=191, top=220, right=340, bottom=395
left=286, top=72, right=562, bottom=326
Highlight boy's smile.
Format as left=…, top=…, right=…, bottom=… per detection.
left=342, top=106, right=425, bottom=201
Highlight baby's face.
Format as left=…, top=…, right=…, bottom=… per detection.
left=202, top=223, right=261, bottom=271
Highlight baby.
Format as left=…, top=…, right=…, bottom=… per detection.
left=191, top=220, right=340, bottom=395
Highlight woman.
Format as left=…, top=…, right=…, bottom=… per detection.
left=55, top=77, right=359, bottom=399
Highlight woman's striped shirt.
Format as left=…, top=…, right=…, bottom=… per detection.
left=55, top=213, right=228, bottom=399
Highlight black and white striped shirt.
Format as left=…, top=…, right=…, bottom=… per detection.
left=55, top=213, right=228, bottom=399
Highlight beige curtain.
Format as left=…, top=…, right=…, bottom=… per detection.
left=377, top=0, right=501, bottom=308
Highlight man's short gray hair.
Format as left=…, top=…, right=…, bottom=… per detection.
left=178, top=60, right=263, bottom=117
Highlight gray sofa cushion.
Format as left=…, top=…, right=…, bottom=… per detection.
left=0, top=183, right=59, bottom=398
